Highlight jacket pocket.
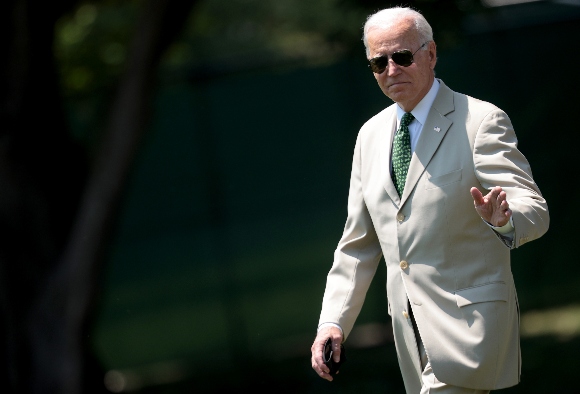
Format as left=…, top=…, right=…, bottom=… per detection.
left=425, top=168, right=462, bottom=189
left=454, top=281, right=507, bottom=308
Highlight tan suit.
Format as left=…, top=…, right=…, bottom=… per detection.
left=318, top=80, right=549, bottom=393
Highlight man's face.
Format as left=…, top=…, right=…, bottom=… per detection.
left=366, top=19, right=437, bottom=112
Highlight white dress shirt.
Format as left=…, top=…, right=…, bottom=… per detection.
left=395, top=78, right=441, bottom=154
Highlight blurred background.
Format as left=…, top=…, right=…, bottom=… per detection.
left=2, top=0, right=579, bottom=393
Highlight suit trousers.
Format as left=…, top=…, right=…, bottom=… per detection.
left=409, top=305, right=490, bottom=394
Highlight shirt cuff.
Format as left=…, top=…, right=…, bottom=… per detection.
left=485, top=216, right=514, bottom=235
left=318, top=322, right=343, bottom=334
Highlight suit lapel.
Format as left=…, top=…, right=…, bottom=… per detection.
left=380, top=106, right=400, bottom=206
left=400, top=81, right=455, bottom=207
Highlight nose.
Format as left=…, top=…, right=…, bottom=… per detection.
left=386, top=59, right=401, bottom=76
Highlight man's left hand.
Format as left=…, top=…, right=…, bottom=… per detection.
left=470, top=186, right=512, bottom=227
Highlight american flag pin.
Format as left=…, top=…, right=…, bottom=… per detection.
left=434, top=127, right=441, bottom=132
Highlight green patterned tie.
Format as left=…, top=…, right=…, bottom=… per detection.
left=392, top=112, right=415, bottom=196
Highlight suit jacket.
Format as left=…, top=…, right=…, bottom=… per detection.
left=318, top=80, right=549, bottom=392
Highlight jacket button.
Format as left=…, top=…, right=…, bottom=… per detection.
left=399, top=260, right=409, bottom=270
left=402, top=311, right=409, bottom=319
left=397, top=213, right=405, bottom=223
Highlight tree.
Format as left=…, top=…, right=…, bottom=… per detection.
left=1, top=0, right=197, bottom=392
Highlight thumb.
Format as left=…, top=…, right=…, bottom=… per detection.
left=333, top=341, right=341, bottom=363
left=470, top=187, right=484, bottom=206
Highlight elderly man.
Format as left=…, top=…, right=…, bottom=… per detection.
left=310, top=7, right=549, bottom=394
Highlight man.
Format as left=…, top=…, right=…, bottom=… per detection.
left=310, top=7, right=549, bottom=394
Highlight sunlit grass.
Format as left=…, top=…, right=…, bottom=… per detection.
left=521, top=304, right=580, bottom=340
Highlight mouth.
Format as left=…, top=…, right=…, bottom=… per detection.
left=387, top=81, right=409, bottom=89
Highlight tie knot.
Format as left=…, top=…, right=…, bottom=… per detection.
left=401, top=112, right=414, bottom=127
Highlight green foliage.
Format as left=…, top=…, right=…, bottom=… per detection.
left=54, top=1, right=139, bottom=97
left=54, top=0, right=372, bottom=149
left=168, top=0, right=368, bottom=69
left=54, top=0, right=395, bottom=97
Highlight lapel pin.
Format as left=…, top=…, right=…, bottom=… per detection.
left=434, top=127, right=440, bottom=132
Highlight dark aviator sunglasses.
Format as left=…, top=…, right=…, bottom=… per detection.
left=368, top=41, right=429, bottom=74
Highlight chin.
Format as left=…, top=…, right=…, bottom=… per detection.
left=387, top=92, right=409, bottom=103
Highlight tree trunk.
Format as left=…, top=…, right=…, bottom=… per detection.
left=1, top=0, right=197, bottom=392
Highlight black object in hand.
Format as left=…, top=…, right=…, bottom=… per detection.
left=323, top=337, right=346, bottom=375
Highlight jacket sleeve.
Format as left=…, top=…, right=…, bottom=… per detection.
left=318, top=132, right=383, bottom=339
left=473, top=108, right=549, bottom=249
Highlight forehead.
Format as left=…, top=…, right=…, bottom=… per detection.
left=367, top=19, right=418, bottom=56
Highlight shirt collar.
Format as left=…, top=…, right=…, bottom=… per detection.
left=396, top=78, right=440, bottom=126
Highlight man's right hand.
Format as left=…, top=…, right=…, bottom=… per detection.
left=470, top=186, right=512, bottom=227
left=310, top=326, right=343, bottom=381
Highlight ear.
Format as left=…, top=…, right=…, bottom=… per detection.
left=428, top=41, right=437, bottom=69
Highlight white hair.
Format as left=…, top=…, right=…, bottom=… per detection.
left=363, top=7, right=433, bottom=57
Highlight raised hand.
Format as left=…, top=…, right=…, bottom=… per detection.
left=470, top=186, right=512, bottom=227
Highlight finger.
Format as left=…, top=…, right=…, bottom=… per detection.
left=497, top=190, right=511, bottom=213
left=313, top=352, right=330, bottom=374
left=499, top=198, right=508, bottom=211
left=332, top=341, right=341, bottom=363
left=313, top=361, right=332, bottom=380
left=489, top=186, right=502, bottom=202
left=312, top=345, right=330, bottom=374
left=311, top=352, right=333, bottom=382
left=312, top=337, right=332, bottom=373
left=312, top=359, right=333, bottom=381
left=495, top=191, right=505, bottom=205
left=321, top=371, right=333, bottom=381
left=470, top=187, right=485, bottom=206
left=499, top=198, right=511, bottom=212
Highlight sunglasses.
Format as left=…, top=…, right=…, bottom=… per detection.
left=368, top=41, right=429, bottom=74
